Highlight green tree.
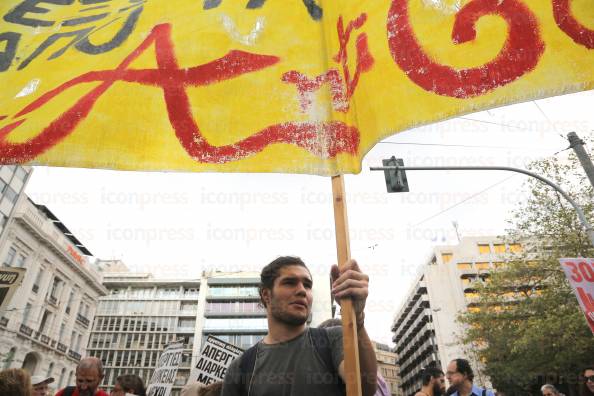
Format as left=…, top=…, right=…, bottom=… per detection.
left=459, top=148, right=594, bottom=396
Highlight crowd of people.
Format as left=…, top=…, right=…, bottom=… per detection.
left=1, top=256, right=593, bottom=396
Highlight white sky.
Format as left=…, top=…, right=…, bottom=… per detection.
left=26, top=89, right=594, bottom=345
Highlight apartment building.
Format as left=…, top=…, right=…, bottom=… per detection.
left=0, top=195, right=106, bottom=388
left=391, top=237, right=522, bottom=396
left=88, top=272, right=201, bottom=395
left=88, top=268, right=333, bottom=395
left=372, top=341, right=403, bottom=396
left=0, top=165, right=32, bottom=241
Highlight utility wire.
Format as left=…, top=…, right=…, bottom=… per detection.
left=457, top=116, right=528, bottom=131
left=532, top=100, right=568, bottom=141
left=377, top=140, right=554, bottom=150
left=412, top=174, right=518, bottom=227
left=408, top=144, right=569, bottom=228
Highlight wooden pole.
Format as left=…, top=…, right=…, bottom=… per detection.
left=331, top=174, right=362, bottom=396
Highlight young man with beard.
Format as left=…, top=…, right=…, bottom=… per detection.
left=55, top=357, right=108, bottom=396
left=415, top=367, right=446, bottom=396
left=221, top=256, right=378, bottom=396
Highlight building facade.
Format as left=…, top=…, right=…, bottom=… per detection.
left=372, top=341, right=403, bottom=396
left=391, top=237, right=522, bottom=396
left=88, top=268, right=333, bottom=395
left=0, top=195, right=106, bottom=391
left=0, top=165, right=32, bottom=240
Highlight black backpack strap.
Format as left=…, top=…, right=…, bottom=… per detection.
left=310, top=327, right=346, bottom=395
left=238, top=344, right=259, bottom=396
left=62, top=386, right=76, bottom=396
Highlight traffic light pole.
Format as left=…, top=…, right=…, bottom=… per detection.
left=568, top=132, right=594, bottom=190
left=369, top=164, right=594, bottom=248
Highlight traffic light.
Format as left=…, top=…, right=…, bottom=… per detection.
left=382, top=157, right=409, bottom=193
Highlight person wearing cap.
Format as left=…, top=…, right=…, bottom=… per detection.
left=31, top=375, right=54, bottom=396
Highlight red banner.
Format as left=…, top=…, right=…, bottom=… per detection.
left=560, top=258, right=594, bottom=334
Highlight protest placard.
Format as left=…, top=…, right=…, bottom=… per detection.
left=191, top=335, right=243, bottom=386
left=559, top=258, right=594, bottom=334
left=146, top=341, right=184, bottom=396
left=0, top=267, right=25, bottom=312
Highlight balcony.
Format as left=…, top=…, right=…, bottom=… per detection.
left=57, top=343, right=68, bottom=353
left=178, top=310, right=198, bottom=317
left=19, top=323, right=33, bottom=337
left=204, top=310, right=266, bottom=318
left=68, top=349, right=82, bottom=361
left=40, top=334, right=51, bottom=345
left=0, top=317, right=8, bottom=327
left=76, top=314, right=90, bottom=328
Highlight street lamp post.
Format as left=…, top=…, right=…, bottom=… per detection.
left=370, top=164, right=594, bottom=248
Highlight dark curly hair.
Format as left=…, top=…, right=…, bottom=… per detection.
left=116, top=374, right=146, bottom=396
left=259, top=256, right=311, bottom=307
left=453, top=358, right=474, bottom=382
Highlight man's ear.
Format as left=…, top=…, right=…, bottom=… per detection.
left=261, top=288, right=271, bottom=307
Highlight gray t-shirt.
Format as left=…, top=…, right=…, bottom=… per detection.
left=221, top=327, right=344, bottom=396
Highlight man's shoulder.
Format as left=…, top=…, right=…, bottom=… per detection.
left=316, top=325, right=342, bottom=339
left=471, top=384, right=494, bottom=396
left=55, top=386, right=74, bottom=396
left=96, top=390, right=110, bottom=396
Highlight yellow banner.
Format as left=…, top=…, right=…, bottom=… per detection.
left=0, top=0, right=592, bottom=175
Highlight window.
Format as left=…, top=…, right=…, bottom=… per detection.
left=493, top=244, right=505, bottom=253
left=32, top=269, right=43, bottom=293
left=4, top=186, right=18, bottom=203
left=478, top=244, right=491, bottom=254
left=203, top=318, right=267, bottom=331
left=58, top=324, right=65, bottom=343
left=509, top=243, right=522, bottom=253
left=456, top=263, right=472, bottom=270
left=46, top=362, right=54, bottom=377
left=178, top=318, right=196, bottom=330
left=66, top=291, right=74, bottom=314
left=22, top=303, right=32, bottom=325
left=4, top=247, right=16, bottom=266
left=14, top=167, right=27, bottom=182
left=15, top=254, right=25, bottom=268
left=475, top=262, right=490, bottom=271
left=38, top=310, right=52, bottom=333
left=70, top=331, right=77, bottom=349
left=441, top=253, right=453, bottom=264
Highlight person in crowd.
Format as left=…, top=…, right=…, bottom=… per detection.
left=445, top=358, right=494, bottom=396
left=31, top=375, right=54, bottom=396
left=111, top=374, right=146, bottom=396
left=181, top=382, right=204, bottom=396
left=55, top=357, right=108, bottom=396
left=579, top=366, right=594, bottom=396
left=318, top=318, right=389, bottom=396
left=199, top=381, right=223, bottom=396
left=222, top=256, right=378, bottom=396
left=0, top=368, right=32, bottom=396
left=541, top=384, right=563, bottom=396
left=415, top=366, right=446, bottom=396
